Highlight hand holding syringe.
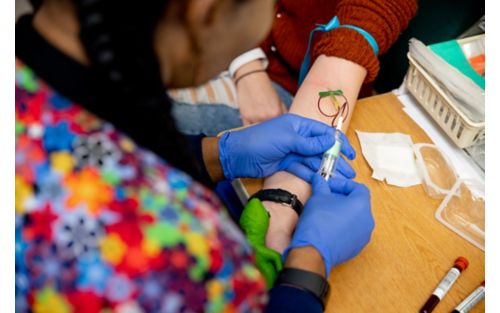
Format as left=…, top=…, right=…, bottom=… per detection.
left=316, top=89, right=349, bottom=181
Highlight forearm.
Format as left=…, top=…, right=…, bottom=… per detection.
left=201, top=137, right=225, bottom=182
left=263, top=55, right=366, bottom=250
left=288, top=54, right=366, bottom=129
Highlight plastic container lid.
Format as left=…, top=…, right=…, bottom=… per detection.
left=413, top=143, right=458, bottom=199
left=435, top=179, right=485, bottom=251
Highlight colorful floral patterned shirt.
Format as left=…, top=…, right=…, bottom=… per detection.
left=15, top=60, right=267, bottom=313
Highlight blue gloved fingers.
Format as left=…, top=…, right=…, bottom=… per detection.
left=311, top=173, right=332, bottom=195
left=286, top=154, right=356, bottom=182
left=301, top=154, right=321, bottom=170
left=292, top=133, right=334, bottom=156
left=283, top=158, right=316, bottom=182
left=328, top=177, right=357, bottom=195
left=282, top=155, right=324, bottom=181
left=348, top=182, right=375, bottom=231
left=286, top=114, right=335, bottom=137
left=311, top=172, right=358, bottom=195
left=300, top=154, right=354, bottom=179
left=284, top=159, right=355, bottom=195
left=350, top=181, right=371, bottom=198
left=335, top=156, right=356, bottom=179
left=294, top=155, right=354, bottom=180
left=339, top=131, right=356, bottom=160
left=291, top=128, right=355, bottom=160
left=356, top=185, right=375, bottom=224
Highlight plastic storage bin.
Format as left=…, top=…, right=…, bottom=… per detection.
left=405, top=43, right=485, bottom=148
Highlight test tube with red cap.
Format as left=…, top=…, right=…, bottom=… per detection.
left=451, top=281, right=485, bottom=313
left=420, top=257, right=469, bottom=313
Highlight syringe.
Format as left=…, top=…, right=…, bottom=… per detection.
left=319, top=116, right=344, bottom=181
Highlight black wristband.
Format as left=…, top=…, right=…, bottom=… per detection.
left=249, top=188, right=303, bottom=216
left=275, top=268, right=330, bottom=310
left=233, top=69, right=267, bottom=86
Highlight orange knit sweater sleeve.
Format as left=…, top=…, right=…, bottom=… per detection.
left=312, top=0, right=418, bottom=83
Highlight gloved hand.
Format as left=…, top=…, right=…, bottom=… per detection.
left=240, top=198, right=283, bottom=288
left=284, top=152, right=355, bottom=183
left=218, top=113, right=356, bottom=180
left=284, top=174, right=374, bottom=276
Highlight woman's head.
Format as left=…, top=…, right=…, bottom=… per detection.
left=154, top=0, right=275, bottom=87
left=31, top=0, right=274, bottom=181
left=36, top=0, right=275, bottom=87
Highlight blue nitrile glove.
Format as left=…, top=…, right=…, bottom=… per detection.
left=285, top=152, right=355, bottom=182
left=218, top=113, right=356, bottom=180
left=284, top=174, right=374, bottom=276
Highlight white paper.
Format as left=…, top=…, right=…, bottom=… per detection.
left=355, top=131, right=421, bottom=187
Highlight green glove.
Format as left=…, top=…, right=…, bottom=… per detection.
left=239, top=198, right=283, bottom=288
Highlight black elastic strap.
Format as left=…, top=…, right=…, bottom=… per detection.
left=249, top=188, right=303, bottom=216
left=275, top=268, right=330, bottom=310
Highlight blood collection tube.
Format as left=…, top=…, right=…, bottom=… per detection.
left=420, top=257, right=469, bottom=313
left=319, top=116, right=343, bottom=181
left=451, top=281, right=485, bottom=313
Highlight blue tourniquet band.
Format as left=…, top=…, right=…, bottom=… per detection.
left=298, top=16, right=379, bottom=86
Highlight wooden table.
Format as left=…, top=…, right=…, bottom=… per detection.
left=242, top=93, right=485, bottom=313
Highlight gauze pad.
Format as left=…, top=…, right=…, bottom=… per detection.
left=356, top=131, right=421, bottom=187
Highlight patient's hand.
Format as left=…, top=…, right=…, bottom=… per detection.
left=235, top=60, right=284, bottom=126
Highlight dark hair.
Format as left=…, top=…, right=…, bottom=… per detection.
left=29, top=0, right=43, bottom=11
left=74, top=0, right=202, bottom=180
